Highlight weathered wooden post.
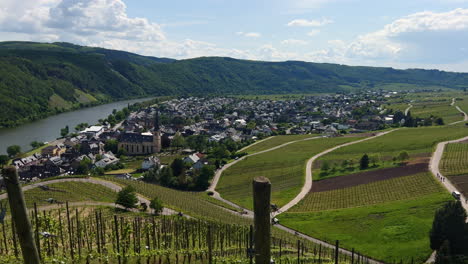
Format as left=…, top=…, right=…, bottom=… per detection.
left=351, top=248, right=355, bottom=264
left=334, top=240, right=339, bottom=264
left=253, top=176, right=271, bottom=264
left=3, top=167, right=41, bottom=264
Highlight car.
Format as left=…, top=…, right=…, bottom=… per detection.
left=452, top=191, right=461, bottom=200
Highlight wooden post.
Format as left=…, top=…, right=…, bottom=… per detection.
left=253, top=176, right=271, bottom=264
left=351, top=248, right=355, bottom=264
left=3, top=167, right=41, bottom=264
left=334, top=240, right=339, bottom=264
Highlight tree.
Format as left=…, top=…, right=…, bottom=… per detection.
left=0, top=155, right=9, bottom=167
left=360, top=154, right=369, bottom=170
left=76, top=158, right=92, bottom=175
left=398, top=151, right=410, bottom=163
left=60, top=125, right=69, bottom=137
left=321, top=161, right=330, bottom=172
left=171, top=158, right=185, bottom=176
left=30, top=141, right=44, bottom=149
left=197, top=166, right=215, bottom=190
left=104, top=139, right=119, bottom=153
left=115, top=186, right=138, bottom=209
left=150, top=197, right=164, bottom=215
left=171, top=134, right=186, bottom=150
left=435, top=117, right=445, bottom=126
left=435, top=240, right=453, bottom=264
left=430, top=201, right=467, bottom=254
left=6, top=145, right=21, bottom=158
left=159, top=167, right=174, bottom=186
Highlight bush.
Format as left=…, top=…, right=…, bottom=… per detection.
left=150, top=197, right=163, bottom=215
left=115, top=186, right=138, bottom=209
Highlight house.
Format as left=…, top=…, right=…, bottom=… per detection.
left=80, top=126, right=105, bottom=137
left=95, top=152, right=120, bottom=168
left=142, top=156, right=160, bottom=170
left=193, top=159, right=209, bottom=170
left=184, top=153, right=202, bottom=164
left=41, top=145, right=65, bottom=157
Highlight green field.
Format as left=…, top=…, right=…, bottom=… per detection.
left=218, top=136, right=361, bottom=209
left=279, top=192, right=452, bottom=263
left=410, top=100, right=462, bottom=124
left=243, top=134, right=319, bottom=154
left=22, top=182, right=117, bottom=209
left=314, top=126, right=468, bottom=180
left=292, top=172, right=442, bottom=212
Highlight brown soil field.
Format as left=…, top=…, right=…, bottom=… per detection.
left=311, top=162, right=429, bottom=192
left=448, top=175, right=468, bottom=197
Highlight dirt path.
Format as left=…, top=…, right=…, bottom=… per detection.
left=425, top=135, right=468, bottom=263
left=0, top=178, right=178, bottom=215
left=273, top=129, right=397, bottom=216
left=449, top=98, right=468, bottom=125
left=405, top=104, right=413, bottom=116
left=238, top=136, right=274, bottom=152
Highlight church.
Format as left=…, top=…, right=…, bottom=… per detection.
left=118, top=110, right=162, bottom=155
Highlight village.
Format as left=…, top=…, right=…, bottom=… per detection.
left=8, top=91, right=403, bottom=188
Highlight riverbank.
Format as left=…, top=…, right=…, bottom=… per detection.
left=0, top=97, right=161, bottom=155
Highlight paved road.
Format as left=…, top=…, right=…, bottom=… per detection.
left=274, top=129, right=397, bottom=216
left=0, top=178, right=177, bottom=215
left=405, top=104, right=413, bottom=116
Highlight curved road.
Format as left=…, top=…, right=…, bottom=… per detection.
left=0, top=178, right=178, bottom=215
left=405, top=104, right=413, bottom=116
left=448, top=98, right=468, bottom=125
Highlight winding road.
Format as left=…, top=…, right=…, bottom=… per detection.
left=449, top=98, right=468, bottom=125
left=405, top=104, right=413, bottom=116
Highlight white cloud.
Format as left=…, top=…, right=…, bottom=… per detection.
left=236, top=31, right=261, bottom=38
left=287, top=18, right=333, bottom=27
left=281, top=39, right=308, bottom=45
left=307, top=29, right=320, bottom=36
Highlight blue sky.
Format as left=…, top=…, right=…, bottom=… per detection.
left=1, top=0, right=468, bottom=72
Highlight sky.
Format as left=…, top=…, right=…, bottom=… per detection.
left=1, top=0, right=468, bottom=72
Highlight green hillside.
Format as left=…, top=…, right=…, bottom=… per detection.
left=2, top=41, right=468, bottom=127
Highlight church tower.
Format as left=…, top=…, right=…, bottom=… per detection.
left=153, top=109, right=162, bottom=153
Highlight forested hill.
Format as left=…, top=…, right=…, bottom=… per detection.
left=1, top=41, right=468, bottom=127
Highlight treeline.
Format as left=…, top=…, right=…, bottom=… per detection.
left=2, top=41, right=468, bottom=127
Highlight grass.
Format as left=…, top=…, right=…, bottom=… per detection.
left=410, top=100, right=462, bottom=124
left=314, top=126, right=468, bottom=180
left=243, top=134, right=319, bottom=154
left=279, top=192, right=452, bottom=263
left=292, top=172, right=442, bottom=212
left=217, top=136, right=362, bottom=209
left=21, top=182, right=117, bottom=209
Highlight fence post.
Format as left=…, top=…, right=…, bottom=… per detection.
left=335, top=240, right=339, bottom=264
left=253, top=176, right=271, bottom=264
left=3, top=167, right=41, bottom=264
left=351, top=248, right=355, bottom=264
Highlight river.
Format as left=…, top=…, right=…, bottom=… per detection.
left=0, top=97, right=154, bottom=155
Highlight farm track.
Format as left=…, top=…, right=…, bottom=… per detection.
left=449, top=98, right=468, bottom=125
left=0, top=178, right=178, bottom=215
left=426, top=134, right=468, bottom=263
left=405, top=104, right=413, bottom=116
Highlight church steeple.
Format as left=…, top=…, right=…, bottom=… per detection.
left=154, top=108, right=160, bottom=131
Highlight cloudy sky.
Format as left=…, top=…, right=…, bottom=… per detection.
left=1, top=0, right=468, bottom=72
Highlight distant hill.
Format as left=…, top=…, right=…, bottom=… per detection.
left=1, top=41, right=468, bottom=127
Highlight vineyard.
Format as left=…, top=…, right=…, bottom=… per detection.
left=440, top=143, right=468, bottom=176
left=22, top=182, right=117, bottom=209
left=0, top=206, right=359, bottom=264
left=291, top=172, right=443, bottom=212
left=243, top=135, right=318, bottom=154
left=218, top=137, right=360, bottom=209
left=314, top=126, right=468, bottom=179
left=410, top=100, right=462, bottom=124
left=279, top=192, right=452, bottom=263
